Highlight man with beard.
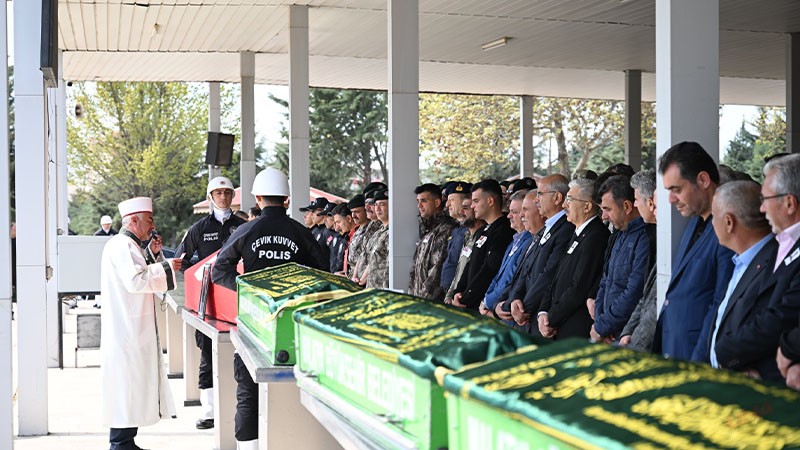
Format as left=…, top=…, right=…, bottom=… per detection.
left=409, top=183, right=458, bottom=300
left=444, top=194, right=485, bottom=304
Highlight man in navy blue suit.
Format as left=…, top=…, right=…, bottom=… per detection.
left=655, top=142, right=735, bottom=361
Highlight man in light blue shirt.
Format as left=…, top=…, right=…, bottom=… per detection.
left=706, top=181, right=776, bottom=368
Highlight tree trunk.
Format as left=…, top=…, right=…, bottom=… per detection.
left=553, top=112, right=570, bottom=176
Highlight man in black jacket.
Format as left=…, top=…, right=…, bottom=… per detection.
left=175, top=176, right=246, bottom=430
left=538, top=178, right=609, bottom=339
left=451, top=179, right=514, bottom=310
left=496, top=174, right=574, bottom=335
left=212, top=168, right=327, bottom=450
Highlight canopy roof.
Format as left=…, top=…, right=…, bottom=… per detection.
left=59, top=0, right=795, bottom=105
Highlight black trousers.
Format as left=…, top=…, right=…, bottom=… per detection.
left=196, top=330, right=213, bottom=389
left=109, top=427, right=138, bottom=450
left=233, top=353, right=259, bottom=441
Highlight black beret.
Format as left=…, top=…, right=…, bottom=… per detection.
left=318, top=202, right=337, bottom=216
left=373, top=189, right=389, bottom=201
left=347, top=194, right=365, bottom=209
left=363, top=181, right=388, bottom=195
left=510, top=177, right=537, bottom=194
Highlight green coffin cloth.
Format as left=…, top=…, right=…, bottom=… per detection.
left=237, top=263, right=362, bottom=317
left=292, top=289, right=538, bottom=381
left=442, top=338, right=800, bottom=450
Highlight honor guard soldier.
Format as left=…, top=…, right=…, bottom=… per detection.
left=174, top=176, right=246, bottom=430
left=212, top=168, right=328, bottom=450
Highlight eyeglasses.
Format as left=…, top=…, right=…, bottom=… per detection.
left=759, top=193, right=790, bottom=203
left=565, top=196, right=592, bottom=205
left=536, top=191, right=557, bottom=197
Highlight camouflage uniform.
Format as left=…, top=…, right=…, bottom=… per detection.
left=408, top=211, right=457, bottom=300
left=366, top=224, right=390, bottom=289
left=346, top=224, right=369, bottom=278
left=444, top=228, right=479, bottom=303
left=354, top=220, right=382, bottom=280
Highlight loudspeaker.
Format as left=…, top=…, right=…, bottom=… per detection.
left=40, top=0, right=58, bottom=88
left=205, top=132, right=235, bottom=167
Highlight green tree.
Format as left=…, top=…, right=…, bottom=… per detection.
left=67, top=82, right=209, bottom=245
left=723, top=122, right=757, bottom=176
left=269, top=89, right=388, bottom=197
left=419, top=93, right=519, bottom=182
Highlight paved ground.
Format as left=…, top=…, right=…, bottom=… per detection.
left=12, top=298, right=215, bottom=450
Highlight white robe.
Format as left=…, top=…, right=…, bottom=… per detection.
left=100, top=231, right=177, bottom=428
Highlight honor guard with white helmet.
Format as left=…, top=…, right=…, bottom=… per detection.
left=212, top=167, right=328, bottom=449
left=174, top=175, right=246, bottom=430
left=94, top=214, right=118, bottom=236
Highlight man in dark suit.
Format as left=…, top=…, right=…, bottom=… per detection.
left=452, top=179, right=515, bottom=310
left=705, top=181, right=776, bottom=377
left=655, top=142, right=735, bottom=361
left=495, top=174, right=575, bottom=334
left=716, top=155, right=800, bottom=381
left=538, top=178, right=609, bottom=339
left=778, top=312, right=800, bottom=390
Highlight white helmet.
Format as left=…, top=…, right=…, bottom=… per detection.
left=207, top=176, right=235, bottom=196
left=100, top=215, right=113, bottom=225
left=252, top=168, right=289, bottom=196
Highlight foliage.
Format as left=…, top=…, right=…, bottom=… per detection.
left=723, top=107, right=786, bottom=182
left=419, top=94, right=519, bottom=182
left=67, top=82, right=210, bottom=245
left=269, top=89, right=388, bottom=197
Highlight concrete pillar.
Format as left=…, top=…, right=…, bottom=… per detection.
left=46, top=51, right=67, bottom=368
left=289, top=5, right=311, bottom=222
left=14, top=0, right=50, bottom=434
left=209, top=82, right=222, bottom=180
left=0, top=1, right=12, bottom=446
left=787, top=34, right=800, bottom=154
left=387, top=0, right=419, bottom=291
left=240, top=53, right=256, bottom=212
left=625, top=70, right=643, bottom=170
left=655, top=0, right=719, bottom=315
left=519, top=96, right=533, bottom=178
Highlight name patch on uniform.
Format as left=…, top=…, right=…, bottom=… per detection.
left=475, top=236, right=488, bottom=248
left=203, top=232, right=219, bottom=242
left=540, top=232, right=551, bottom=245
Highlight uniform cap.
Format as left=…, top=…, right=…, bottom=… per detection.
left=373, top=189, right=389, bottom=201
left=510, top=177, right=537, bottom=194
left=100, top=215, right=113, bottom=225
left=318, top=202, right=337, bottom=216
left=443, top=181, right=472, bottom=197
left=118, top=197, right=153, bottom=218
left=363, top=181, right=387, bottom=195
left=300, top=197, right=329, bottom=212
left=207, top=176, right=235, bottom=195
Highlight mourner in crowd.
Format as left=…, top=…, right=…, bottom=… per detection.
left=496, top=175, right=573, bottom=334
left=444, top=194, right=485, bottom=304
left=589, top=175, right=650, bottom=343
left=620, top=170, right=659, bottom=351
left=451, top=180, right=515, bottom=310
left=408, top=183, right=457, bottom=300
left=538, top=177, right=609, bottom=339
left=94, top=215, right=118, bottom=236
left=212, top=168, right=327, bottom=450
left=365, top=189, right=390, bottom=289
left=331, top=203, right=356, bottom=276
left=440, top=181, right=472, bottom=295
left=654, top=142, right=735, bottom=362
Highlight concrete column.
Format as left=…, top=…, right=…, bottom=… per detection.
left=625, top=70, right=643, bottom=170
left=240, top=53, right=256, bottom=212
left=209, top=82, right=222, bottom=180
left=519, top=96, right=533, bottom=178
left=46, top=50, right=67, bottom=368
left=387, top=0, right=419, bottom=291
left=14, top=0, right=50, bottom=435
left=0, top=1, right=12, bottom=446
left=655, top=0, right=719, bottom=315
left=787, top=34, right=800, bottom=154
left=289, top=5, right=310, bottom=222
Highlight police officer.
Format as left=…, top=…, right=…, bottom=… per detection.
left=318, top=201, right=342, bottom=272
left=212, top=168, right=327, bottom=450
left=175, top=175, right=246, bottom=430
